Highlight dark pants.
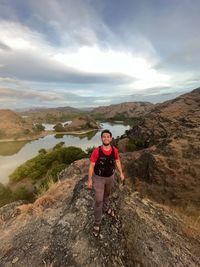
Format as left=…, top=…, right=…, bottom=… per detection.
left=92, top=173, right=115, bottom=225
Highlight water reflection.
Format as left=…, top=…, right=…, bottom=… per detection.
left=0, top=141, right=30, bottom=156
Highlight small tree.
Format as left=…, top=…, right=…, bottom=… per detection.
left=38, top=148, right=47, bottom=154
left=53, top=142, right=65, bottom=150
left=34, top=123, right=45, bottom=132
left=53, top=123, right=65, bottom=132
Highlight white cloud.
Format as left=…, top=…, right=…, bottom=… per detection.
left=0, top=20, right=55, bottom=53
left=0, top=1, right=199, bottom=108
left=94, top=99, right=111, bottom=103
left=54, top=45, right=171, bottom=90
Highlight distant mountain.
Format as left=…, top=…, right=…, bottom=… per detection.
left=19, top=102, right=155, bottom=123
left=20, top=106, right=86, bottom=123
left=92, top=101, right=154, bottom=119
left=26, top=106, right=81, bottom=113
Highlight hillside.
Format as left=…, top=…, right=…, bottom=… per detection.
left=118, top=87, right=200, bottom=209
left=0, top=159, right=199, bottom=267
left=20, top=106, right=87, bottom=123
left=19, top=102, right=154, bottom=124
left=0, top=109, right=34, bottom=139
left=92, top=102, right=154, bottom=120
left=122, top=87, right=200, bottom=144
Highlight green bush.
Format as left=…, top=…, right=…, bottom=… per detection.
left=50, top=163, right=67, bottom=180
left=126, top=143, right=136, bottom=152
left=37, top=177, right=50, bottom=193
left=62, top=146, right=87, bottom=164
left=38, top=148, right=47, bottom=154
left=13, top=186, right=35, bottom=202
left=9, top=146, right=87, bottom=183
left=129, top=117, right=145, bottom=127
left=0, top=182, right=35, bottom=208
left=0, top=183, right=13, bottom=207
left=53, top=141, right=65, bottom=150
left=33, top=123, right=45, bottom=132
left=126, top=137, right=145, bottom=151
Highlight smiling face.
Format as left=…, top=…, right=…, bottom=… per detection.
left=101, top=132, right=112, bottom=146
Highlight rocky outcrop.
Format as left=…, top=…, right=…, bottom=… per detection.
left=118, top=88, right=200, bottom=209
left=124, top=88, right=200, bottom=145
left=0, top=159, right=199, bottom=267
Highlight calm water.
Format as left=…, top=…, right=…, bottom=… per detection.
left=0, top=122, right=129, bottom=184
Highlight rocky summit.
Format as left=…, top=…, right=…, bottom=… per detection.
left=0, top=159, right=199, bottom=267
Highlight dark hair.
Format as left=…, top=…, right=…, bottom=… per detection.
left=101, top=129, right=112, bottom=137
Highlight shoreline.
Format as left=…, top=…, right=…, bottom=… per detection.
left=0, top=128, right=99, bottom=143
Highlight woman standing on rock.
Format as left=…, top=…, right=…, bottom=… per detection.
left=87, top=129, right=125, bottom=237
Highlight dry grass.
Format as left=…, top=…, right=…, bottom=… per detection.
left=16, top=178, right=72, bottom=217
left=180, top=222, right=200, bottom=240
left=35, top=178, right=72, bottom=214
left=36, top=176, right=71, bottom=198
left=16, top=203, right=43, bottom=217
left=173, top=206, right=200, bottom=238
left=153, top=201, right=200, bottom=237
left=34, top=194, right=56, bottom=208
left=45, top=178, right=72, bottom=198
left=17, top=203, right=34, bottom=213
left=36, top=176, right=57, bottom=197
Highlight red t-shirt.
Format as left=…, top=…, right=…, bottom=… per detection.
left=90, top=145, right=119, bottom=163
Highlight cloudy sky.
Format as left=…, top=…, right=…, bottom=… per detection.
left=0, top=0, right=200, bottom=109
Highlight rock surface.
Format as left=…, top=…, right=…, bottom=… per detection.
left=0, top=159, right=199, bottom=267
